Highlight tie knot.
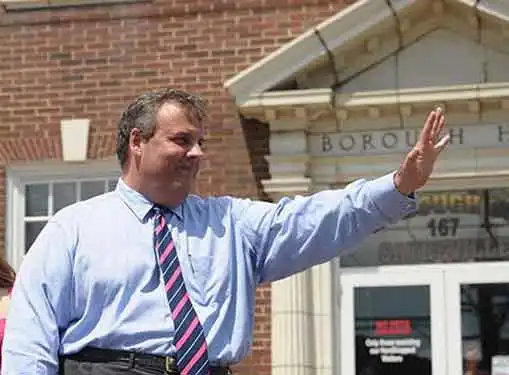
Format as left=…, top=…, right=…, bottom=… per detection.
left=153, top=204, right=170, bottom=217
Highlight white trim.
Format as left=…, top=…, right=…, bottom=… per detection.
left=339, top=262, right=509, bottom=375
left=444, top=262, right=509, bottom=375
left=6, top=159, right=120, bottom=270
left=240, top=88, right=333, bottom=109
left=7, top=157, right=118, bottom=181
left=335, top=83, right=509, bottom=107
left=238, top=83, right=509, bottom=112
left=339, top=265, right=448, bottom=375
left=6, top=174, right=22, bottom=271
left=479, top=0, right=509, bottom=21
left=330, top=170, right=509, bottom=192
left=422, top=170, right=509, bottom=191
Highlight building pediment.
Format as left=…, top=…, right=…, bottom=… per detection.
left=316, top=27, right=509, bottom=94
left=224, top=0, right=509, bottom=115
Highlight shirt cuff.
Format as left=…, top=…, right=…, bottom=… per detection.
left=368, top=171, right=418, bottom=221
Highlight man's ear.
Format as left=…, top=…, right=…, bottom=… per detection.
left=129, top=128, right=144, bottom=157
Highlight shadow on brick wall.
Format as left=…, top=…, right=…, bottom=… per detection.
left=240, top=115, right=271, bottom=202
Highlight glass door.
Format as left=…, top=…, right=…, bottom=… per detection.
left=445, top=262, right=509, bottom=375
left=340, top=266, right=448, bottom=375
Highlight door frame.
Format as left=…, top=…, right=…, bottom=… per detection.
left=444, top=262, right=509, bottom=375
left=339, top=262, right=509, bottom=375
left=339, top=265, right=449, bottom=375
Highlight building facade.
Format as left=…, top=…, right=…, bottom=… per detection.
left=2, top=0, right=509, bottom=374
left=227, top=0, right=509, bottom=374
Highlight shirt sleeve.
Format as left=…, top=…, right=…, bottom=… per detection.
left=232, top=172, right=418, bottom=284
left=2, top=219, right=74, bottom=375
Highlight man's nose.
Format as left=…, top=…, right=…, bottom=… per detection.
left=187, top=142, right=204, bottom=157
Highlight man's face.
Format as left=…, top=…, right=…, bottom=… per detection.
left=134, top=102, right=204, bottom=206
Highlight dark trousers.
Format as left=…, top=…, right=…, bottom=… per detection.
left=59, top=357, right=173, bottom=375
left=59, top=347, right=231, bottom=375
left=59, top=352, right=232, bottom=375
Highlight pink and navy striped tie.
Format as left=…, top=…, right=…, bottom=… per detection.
left=153, top=206, right=210, bottom=375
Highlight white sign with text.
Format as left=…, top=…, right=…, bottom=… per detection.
left=310, top=124, right=509, bottom=156
left=493, top=356, right=509, bottom=375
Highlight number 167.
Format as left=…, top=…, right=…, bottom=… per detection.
left=426, top=217, right=459, bottom=237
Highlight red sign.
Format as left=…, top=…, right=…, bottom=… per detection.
left=375, top=319, right=412, bottom=336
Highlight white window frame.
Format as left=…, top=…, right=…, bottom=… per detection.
left=6, top=160, right=120, bottom=270
left=444, top=262, right=509, bottom=375
left=339, top=262, right=509, bottom=375
left=339, top=265, right=449, bottom=375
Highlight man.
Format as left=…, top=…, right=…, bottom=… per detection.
left=2, top=88, right=449, bottom=375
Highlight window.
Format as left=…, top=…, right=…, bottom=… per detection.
left=24, top=179, right=118, bottom=252
left=7, top=161, right=119, bottom=270
left=341, top=188, right=509, bottom=268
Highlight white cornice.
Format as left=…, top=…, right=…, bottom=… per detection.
left=241, top=88, right=333, bottom=109
left=238, top=83, right=509, bottom=113
left=336, top=83, right=509, bottom=107
left=478, top=0, right=509, bottom=22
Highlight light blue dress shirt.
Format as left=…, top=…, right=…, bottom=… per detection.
left=2, top=172, right=417, bottom=374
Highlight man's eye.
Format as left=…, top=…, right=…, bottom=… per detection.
left=173, top=137, right=192, bottom=146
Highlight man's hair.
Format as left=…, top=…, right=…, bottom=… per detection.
left=116, top=88, right=207, bottom=168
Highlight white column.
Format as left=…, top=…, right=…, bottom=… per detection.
left=265, top=118, right=337, bottom=375
left=262, top=121, right=311, bottom=201
left=271, top=262, right=335, bottom=375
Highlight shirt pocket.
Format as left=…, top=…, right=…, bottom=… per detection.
left=188, top=254, right=231, bottom=305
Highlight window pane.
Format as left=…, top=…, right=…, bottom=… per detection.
left=25, top=221, right=47, bottom=253
left=80, top=180, right=106, bottom=201
left=488, top=189, right=509, bottom=238
left=341, top=190, right=488, bottom=267
left=460, top=283, right=509, bottom=375
left=25, top=184, right=49, bottom=217
left=354, top=286, right=432, bottom=374
left=53, top=182, right=77, bottom=213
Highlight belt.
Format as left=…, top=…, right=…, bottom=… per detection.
left=61, top=346, right=231, bottom=375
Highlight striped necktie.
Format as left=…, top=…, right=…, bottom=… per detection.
left=153, top=206, right=210, bottom=375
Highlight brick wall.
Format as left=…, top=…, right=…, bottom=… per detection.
left=0, top=1, right=349, bottom=373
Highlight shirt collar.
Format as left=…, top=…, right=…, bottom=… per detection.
left=115, top=178, right=184, bottom=222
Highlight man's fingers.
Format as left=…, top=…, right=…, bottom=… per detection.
left=420, top=110, right=436, bottom=143
left=434, top=133, right=450, bottom=152
left=431, top=107, right=445, bottom=141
